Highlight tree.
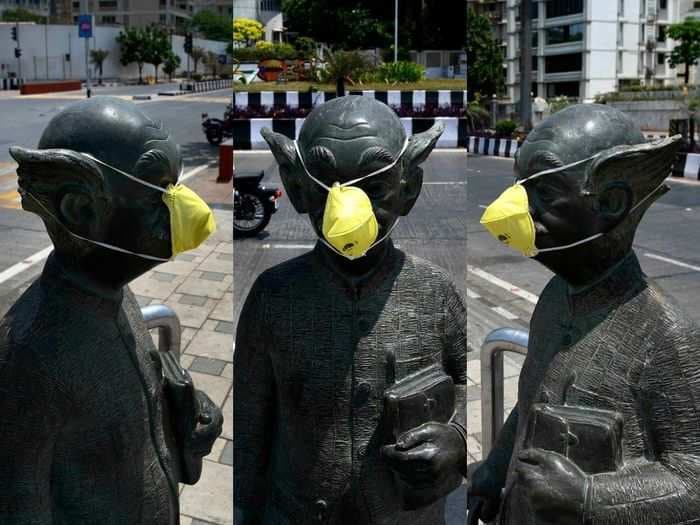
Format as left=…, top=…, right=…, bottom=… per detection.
left=116, top=26, right=148, bottom=84
left=466, top=8, right=504, bottom=98
left=163, top=52, right=181, bottom=81
left=667, top=18, right=700, bottom=85
left=233, top=18, right=264, bottom=46
left=205, top=50, right=219, bottom=77
left=1, top=7, right=46, bottom=23
left=143, top=24, right=171, bottom=83
left=190, top=46, right=207, bottom=75
left=192, top=10, right=230, bottom=42
left=90, top=49, right=109, bottom=85
left=323, top=50, right=370, bottom=96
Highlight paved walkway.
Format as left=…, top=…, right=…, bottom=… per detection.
left=131, top=167, right=233, bottom=525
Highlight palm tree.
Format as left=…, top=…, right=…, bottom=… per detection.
left=90, top=49, right=109, bottom=86
left=324, top=50, right=369, bottom=96
left=190, top=46, right=207, bottom=76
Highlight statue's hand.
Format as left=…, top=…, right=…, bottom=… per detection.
left=185, top=390, right=223, bottom=458
left=515, top=448, right=587, bottom=525
left=381, top=422, right=465, bottom=489
left=467, top=460, right=503, bottom=523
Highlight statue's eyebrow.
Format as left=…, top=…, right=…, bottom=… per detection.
left=306, top=145, right=336, bottom=168
left=358, top=146, right=395, bottom=169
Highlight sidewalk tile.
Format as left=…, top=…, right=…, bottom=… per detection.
left=179, top=293, right=209, bottom=306
left=221, top=363, right=233, bottom=379
left=220, top=440, right=233, bottom=466
left=222, top=392, right=232, bottom=440
left=155, top=259, right=199, bottom=276
left=168, top=298, right=218, bottom=329
left=177, top=275, right=232, bottom=299
left=214, top=241, right=233, bottom=254
left=188, top=371, right=231, bottom=406
left=214, top=321, right=233, bottom=334
left=130, top=273, right=187, bottom=300
left=185, top=329, right=233, bottom=362
left=152, top=271, right=177, bottom=282
left=180, top=516, right=193, bottom=525
left=179, top=460, right=233, bottom=525
left=467, top=400, right=481, bottom=438
left=190, top=356, right=226, bottom=376
left=209, top=295, right=233, bottom=323
left=196, top=256, right=232, bottom=274
left=467, top=435, right=482, bottom=462
left=201, top=271, right=227, bottom=282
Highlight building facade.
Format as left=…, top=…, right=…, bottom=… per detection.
left=501, top=0, right=684, bottom=102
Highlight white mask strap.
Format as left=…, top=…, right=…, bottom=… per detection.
left=294, top=138, right=410, bottom=191
left=534, top=181, right=667, bottom=255
left=518, top=152, right=602, bottom=185
left=315, top=217, right=401, bottom=260
left=81, top=153, right=182, bottom=193
left=22, top=190, right=170, bottom=262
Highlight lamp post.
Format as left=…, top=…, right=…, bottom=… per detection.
left=394, top=0, right=398, bottom=63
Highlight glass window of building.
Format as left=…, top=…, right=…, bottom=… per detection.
left=532, top=31, right=538, bottom=47
left=660, top=0, right=667, bottom=9
left=545, top=23, right=584, bottom=45
left=546, top=0, right=583, bottom=18
left=657, top=52, right=666, bottom=65
left=546, top=81, right=580, bottom=97
left=657, top=25, right=666, bottom=42
left=545, top=52, right=583, bottom=73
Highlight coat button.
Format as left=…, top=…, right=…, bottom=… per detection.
left=314, top=499, right=327, bottom=522
left=353, top=381, right=372, bottom=407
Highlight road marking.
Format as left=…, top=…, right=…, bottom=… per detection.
left=491, top=306, right=519, bottom=321
left=466, top=288, right=481, bottom=299
left=423, top=181, right=466, bottom=185
left=0, top=163, right=213, bottom=283
left=261, top=243, right=314, bottom=249
left=180, top=163, right=212, bottom=183
left=0, top=246, right=53, bottom=285
left=478, top=204, right=487, bottom=209
left=644, top=252, right=700, bottom=272
left=468, top=265, right=539, bottom=305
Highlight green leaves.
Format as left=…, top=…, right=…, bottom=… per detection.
left=191, top=10, right=230, bottom=42
left=667, top=18, right=700, bottom=84
left=233, top=18, right=264, bottom=46
left=466, top=8, right=505, bottom=98
left=116, top=24, right=172, bottom=83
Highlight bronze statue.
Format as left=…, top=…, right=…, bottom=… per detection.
left=1, top=97, right=223, bottom=524
left=469, top=104, right=700, bottom=524
left=234, top=95, right=467, bottom=525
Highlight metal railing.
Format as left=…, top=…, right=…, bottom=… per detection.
left=480, top=327, right=529, bottom=455
left=141, top=304, right=181, bottom=361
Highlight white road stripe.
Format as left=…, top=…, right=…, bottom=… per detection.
left=0, top=164, right=212, bottom=285
left=261, top=243, right=314, bottom=249
left=179, top=163, right=212, bottom=183
left=644, top=252, right=700, bottom=272
left=423, top=181, right=466, bottom=185
left=468, top=265, right=539, bottom=304
left=0, top=246, right=53, bottom=285
left=491, top=306, right=519, bottom=321
left=466, top=288, right=481, bottom=299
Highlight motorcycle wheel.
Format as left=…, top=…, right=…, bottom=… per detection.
left=234, top=192, right=272, bottom=238
left=206, top=126, right=223, bottom=145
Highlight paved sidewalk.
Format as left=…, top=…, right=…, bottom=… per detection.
left=131, top=168, right=233, bottom=525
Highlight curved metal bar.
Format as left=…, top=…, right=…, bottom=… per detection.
left=141, top=304, right=182, bottom=361
left=480, top=327, right=529, bottom=455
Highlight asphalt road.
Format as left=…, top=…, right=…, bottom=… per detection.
left=0, top=85, right=231, bottom=313
left=466, top=154, right=700, bottom=352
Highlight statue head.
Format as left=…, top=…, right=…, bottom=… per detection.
left=9, top=97, right=182, bottom=288
left=261, top=95, right=443, bottom=270
left=513, top=103, right=680, bottom=285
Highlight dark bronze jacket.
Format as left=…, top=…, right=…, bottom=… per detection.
left=500, top=252, right=700, bottom=524
left=0, top=253, right=180, bottom=524
left=234, top=242, right=467, bottom=525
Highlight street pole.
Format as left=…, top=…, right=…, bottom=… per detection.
left=15, top=22, right=22, bottom=83
left=519, top=0, right=532, bottom=131
left=80, top=0, right=92, bottom=98
left=394, top=0, right=398, bottom=63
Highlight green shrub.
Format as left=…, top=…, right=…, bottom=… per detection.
left=232, top=43, right=298, bottom=62
left=371, top=61, right=424, bottom=83
left=191, top=73, right=203, bottom=81
left=548, top=95, right=572, bottom=114
left=495, top=119, right=517, bottom=137
left=318, top=50, right=371, bottom=84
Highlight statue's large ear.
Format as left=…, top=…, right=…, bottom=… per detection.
left=260, top=127, right=308, bottom=213
left=582, top=135, right=681, bottom=232
left=9, top=146, right=107, bottom=238
left=399, top=121, right=444, bottom=216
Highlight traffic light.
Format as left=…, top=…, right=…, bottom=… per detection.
left=11, top=27, right=17, bottom=41
left=184, top=32, right=193, bottom=54
left=14, top=48, right=21, bottom=59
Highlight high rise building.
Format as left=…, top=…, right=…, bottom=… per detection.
left=499, top=0, right=683, bottom=102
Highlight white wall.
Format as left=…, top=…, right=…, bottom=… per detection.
left=0, top=23, right=227, bottom=81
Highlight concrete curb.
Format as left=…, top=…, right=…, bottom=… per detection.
left=466, top=136, right=520, bottom=158
left=233, top=117, right=468, bottom=150
left=1, top=78, right=21, bottom=90
left=181, top=79, right=233, bottom=93
left=233, top=89, right=467, bottom=110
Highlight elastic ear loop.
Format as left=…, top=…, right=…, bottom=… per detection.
left=517, top=153, right=664, bottom=255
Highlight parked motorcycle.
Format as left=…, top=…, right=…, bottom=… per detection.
left=234, top=171, right=282, bottom=238
left=202, top=104, right=234, bottom=145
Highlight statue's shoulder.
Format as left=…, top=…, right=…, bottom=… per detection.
left=252, top=250, right=317, bottom=289
left=644, top=279, right=700, bottom=338
left=402, top=253, right=458, bottom=289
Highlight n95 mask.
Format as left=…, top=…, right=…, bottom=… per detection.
left=24, top=153, right=216, bottom=262
left=294, top=138, right=409, bottom=260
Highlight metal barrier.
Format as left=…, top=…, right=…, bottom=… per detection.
left=141, top=304, right=182, bottom=361
left=480, top=327, right=529, bottom=455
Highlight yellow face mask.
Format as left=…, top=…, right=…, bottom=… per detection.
left=294, top=138, right=409, bottom=260
left=480, top=154, right=603, bottom=257
left=25, top=153, right=216, bottom=261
